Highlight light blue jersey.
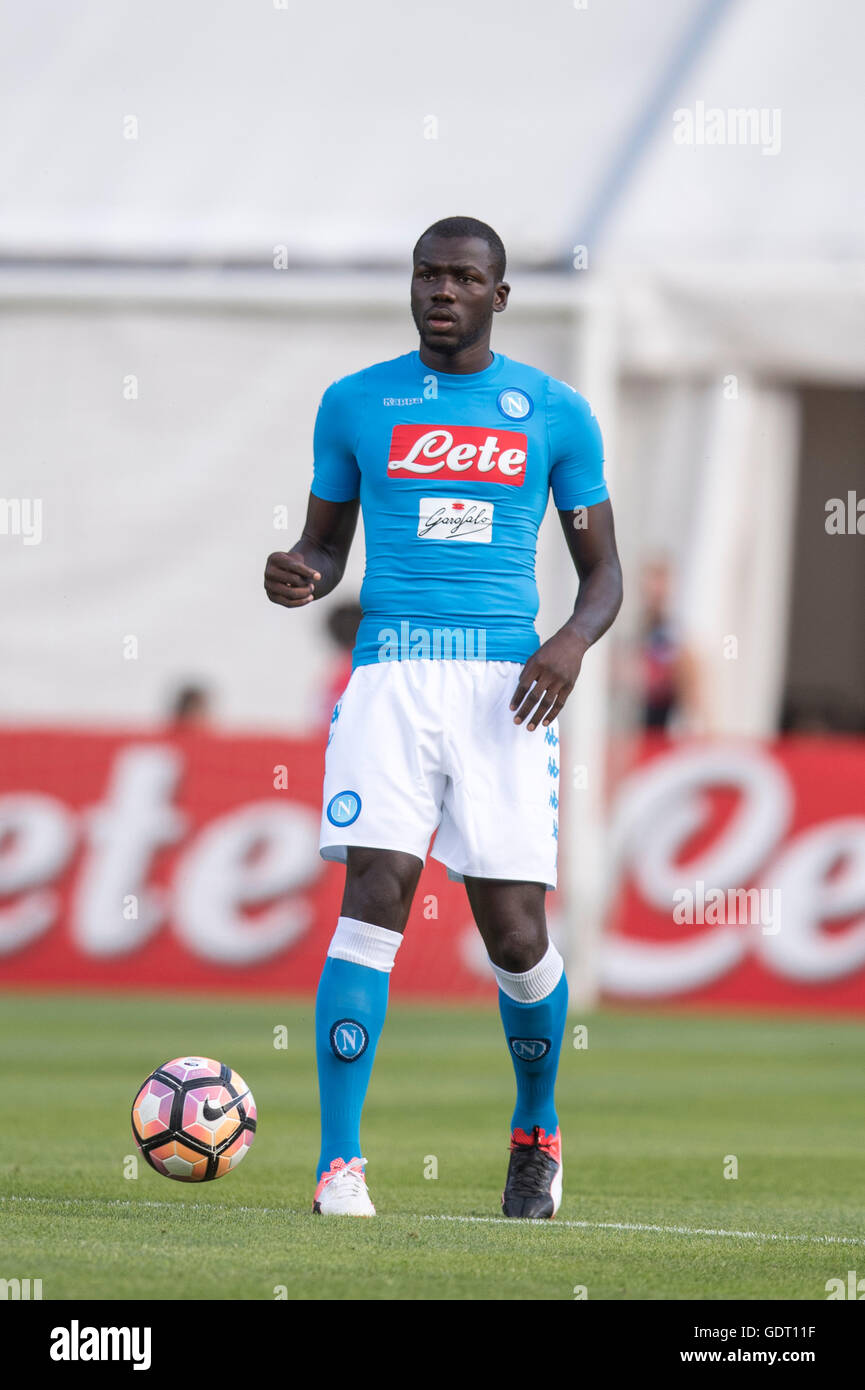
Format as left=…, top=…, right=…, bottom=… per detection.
left=310, top=349, right=608, bottom=669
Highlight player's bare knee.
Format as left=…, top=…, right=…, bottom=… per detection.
left=486, top=923, right=548, bottom=974
left=342, top=849, right=420, bottom=933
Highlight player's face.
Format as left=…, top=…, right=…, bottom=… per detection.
left=410, top=235, right=508, bottom=355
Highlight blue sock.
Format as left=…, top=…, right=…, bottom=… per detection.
left=493, top=950, right=568, bottom=1137
left=314, top=918, right=402, bottom=1180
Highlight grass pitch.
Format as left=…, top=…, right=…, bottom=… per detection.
left=1, top=993, right=862, bottom=1301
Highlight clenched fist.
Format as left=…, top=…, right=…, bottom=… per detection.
left=264, top=551, right=322, bottom=609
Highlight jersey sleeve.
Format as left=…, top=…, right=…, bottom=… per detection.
left=547, top=378, right=609, bottom=510
left=310, top=375, right=361, bottom=502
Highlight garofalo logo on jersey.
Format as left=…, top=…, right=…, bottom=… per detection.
left=388, top=424, right=527, bottom=484
left=417, top=497, right=493, bottom=541
left=50, top=1321, right=152, bottom=1370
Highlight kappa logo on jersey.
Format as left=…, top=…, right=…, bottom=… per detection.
left=388, top=424, right=527, bottom=485
left=417, top=497, right=493, bottom=541
left=509, top=1036, right=551, bottom=1062
left=330, top=1019, right=369, bottom=1062
left=497, top=388, right=533, bottom=421
left=326, top=789, right=361, bottom=826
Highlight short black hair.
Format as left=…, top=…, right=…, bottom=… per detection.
left=413, top=216, right=506, bottom=284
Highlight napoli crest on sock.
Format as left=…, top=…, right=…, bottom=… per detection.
left=330, top=1018, right=369, bottom=1062
left=509, top=1036, right=551, bottom=1062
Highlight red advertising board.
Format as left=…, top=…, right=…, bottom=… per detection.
left=1, top=726, right=864, bottom=1009
left=604, top=734, right=865, bottom=1011
left=0, top=727, right=493, bottom=999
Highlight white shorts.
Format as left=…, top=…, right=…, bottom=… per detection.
left=319, top=660, right=560, bottom=889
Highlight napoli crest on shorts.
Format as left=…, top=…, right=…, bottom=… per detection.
left=497, top=388, right=533, bottom=421
left=326, top=789, right=361, bottom=826
left=509, top=1036, right=551, bottom=1062
left=330, top=1019, right=369, bottom=1062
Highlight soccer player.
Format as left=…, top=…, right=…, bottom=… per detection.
left=264, top=216, right=622, bottom=1218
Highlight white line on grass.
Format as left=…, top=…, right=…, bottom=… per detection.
left=3, top=1194, right=864, bottom=1247
left=423, top=1215, right=865, bottom=1246
left=0, top=1194, right=281, bottom=1215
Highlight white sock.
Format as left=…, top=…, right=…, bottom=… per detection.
left=327, top=916, right=404, bottom=974
left=489, top=941, right=564, bottom=1003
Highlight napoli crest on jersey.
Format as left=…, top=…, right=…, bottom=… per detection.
left=509, top=1036, right=551, bottom=1062
left=497, top=387, right=533, bottom=421
left=326, top=789, right=361, bottom=826
left=330, top=1018, right=369, bottom=1062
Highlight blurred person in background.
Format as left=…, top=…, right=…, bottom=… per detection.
left=165, top=682, right=212, bottom=732
left=622, top=556, right=706, bottom=735
left=636, top=556, right=706, bottom=739
left=318, top=601, right=363, bottom=732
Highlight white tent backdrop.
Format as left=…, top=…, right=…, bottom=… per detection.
left=1, top=0, right=863, bottom=267
left=0, top=0, right=701, bottom=263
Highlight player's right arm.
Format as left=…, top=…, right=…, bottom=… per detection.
left=264, top=493, right=360, bottom=607
left=264, top=375, right=362, bottom=609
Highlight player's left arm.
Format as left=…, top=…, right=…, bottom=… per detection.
left=510, top=499, right=623, bottom=730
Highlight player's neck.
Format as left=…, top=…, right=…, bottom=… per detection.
left=417, top=342, right=495, bottom=375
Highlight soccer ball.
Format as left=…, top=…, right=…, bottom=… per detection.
left=131, top=1056, right=257, bottom=1182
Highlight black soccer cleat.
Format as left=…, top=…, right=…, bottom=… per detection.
left=501, top=1125, right=563, bottom=1218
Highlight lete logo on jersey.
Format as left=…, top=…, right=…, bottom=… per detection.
left=388, top=425, right=527, bottom=485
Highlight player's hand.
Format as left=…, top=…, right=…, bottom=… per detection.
left=264, top=551, right=322, bottom=608
left=510, top=627, right=588, bottom=731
